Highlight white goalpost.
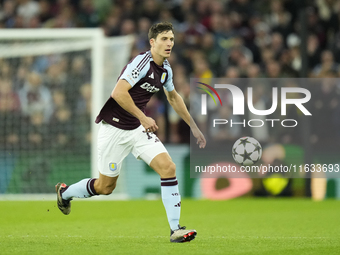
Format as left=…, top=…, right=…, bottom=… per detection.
left=0, top=29, right=134, bottom=200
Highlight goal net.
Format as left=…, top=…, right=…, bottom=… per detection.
left=0, top=29, right=134, bottom=199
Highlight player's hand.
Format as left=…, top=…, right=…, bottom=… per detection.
left=141, top=116, right=158, bottom=133
left=192, top=127, right=206, bottom=149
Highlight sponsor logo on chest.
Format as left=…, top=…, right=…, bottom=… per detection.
left=140, top=82, right=159, bottom=93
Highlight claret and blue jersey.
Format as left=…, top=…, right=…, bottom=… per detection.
left=95, top=51, right=174, bottom=130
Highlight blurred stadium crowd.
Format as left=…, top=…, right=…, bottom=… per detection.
left=1, top=0, right=340, bottom=152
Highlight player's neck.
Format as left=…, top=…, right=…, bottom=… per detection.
left=150, top=49, right=165, bottom=66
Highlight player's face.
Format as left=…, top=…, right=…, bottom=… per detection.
left=151, top=30, right=174, bottom=60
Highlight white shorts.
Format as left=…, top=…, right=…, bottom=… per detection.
left=97, top=121, right=168, bottom=177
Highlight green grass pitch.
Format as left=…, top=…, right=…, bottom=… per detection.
left=0, top=198, right=340, bottom=255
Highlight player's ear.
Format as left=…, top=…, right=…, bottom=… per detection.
left=150, top=38, right=155, bottom=47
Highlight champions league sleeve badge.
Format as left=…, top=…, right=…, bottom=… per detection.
left=132, top=68, right=140, bottom=79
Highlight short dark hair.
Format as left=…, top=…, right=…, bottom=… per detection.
left=148, top=22, right=174, bottom=40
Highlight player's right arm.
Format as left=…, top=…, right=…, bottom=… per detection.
left=111, top=79, right=158, bottom=132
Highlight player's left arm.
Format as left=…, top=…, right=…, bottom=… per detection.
left=164, top=88, right=206, bottom=148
